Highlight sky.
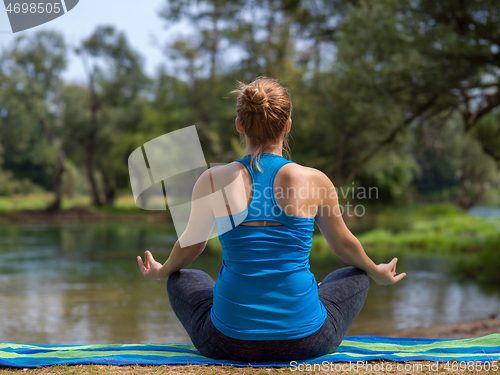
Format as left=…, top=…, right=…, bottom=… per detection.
left=0, top=0, right=181, bottom=84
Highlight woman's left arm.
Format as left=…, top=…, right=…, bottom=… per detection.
left=137, top=169, right=216, bottom=280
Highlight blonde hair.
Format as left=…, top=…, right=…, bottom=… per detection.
left=231, top=77, right=292, bottom=172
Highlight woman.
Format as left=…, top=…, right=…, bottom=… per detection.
left=137, top=77, right=406, bottom=362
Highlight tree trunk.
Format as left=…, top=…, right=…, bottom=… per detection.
left=40, top=118, right=66, bottom=212
left=46, top=163, right=64, bottom=212
left=86, top=95, right=102, bottom=207
left=103, top=173, right=116, bottom=206
left=84, top=68, right=103, bottom=207
left=85, top=127, right=102, bottom=206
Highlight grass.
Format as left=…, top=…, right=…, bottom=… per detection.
left=1, top=361, right=498, bottom=375
left=0, top=193, right=149, bottom=215
left=0, top=193, right=57, bottom=212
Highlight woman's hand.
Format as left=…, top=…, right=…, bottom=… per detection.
left=137, top=250, right=165, bottom=280
left=368, top=258, right=406, bottom=286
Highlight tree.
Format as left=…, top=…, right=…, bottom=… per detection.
left=75, top=26, right=150, bottom=206
left=325, top=0, right=500, bottom=177
left=0, top=30, right=68, bottom=210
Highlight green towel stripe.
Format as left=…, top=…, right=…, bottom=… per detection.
left=342, top=334, right=500, bottom=352
left=340, top=341, right=500, bottom=352
left=1, top=350, right=498, bottom=361
left=0, top=350, right=202, bottom=360
left=1, top=347, right=499, bottom=361
left=327, top=352, right=500, bottom=360
left=0, top=343, right=195, bottom=351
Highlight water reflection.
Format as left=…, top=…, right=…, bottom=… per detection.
left=350, top=254, right=500, bottom=335
left=0, top=223, right=498, bottom=344
left=468, top=206, right=500, bottom=219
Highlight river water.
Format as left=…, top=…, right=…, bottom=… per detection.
left=0, top=222, right=499, bottom=344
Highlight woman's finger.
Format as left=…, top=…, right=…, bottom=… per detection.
left=393, top=272, right=406, bottom=283
left=390, top=258, right=397, bottom=272
left=146, top=250, right=155, bottom=263
left=137, top=256, right=146, bottom=274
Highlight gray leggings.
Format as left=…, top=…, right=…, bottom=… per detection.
left=166, top=266, right=369, bottom=362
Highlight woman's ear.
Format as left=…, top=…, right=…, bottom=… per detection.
left=285, top=118, right=292, bottom=133
left=235, top=118, right=244, bottom=133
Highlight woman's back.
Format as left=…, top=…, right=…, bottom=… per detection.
left=210, top=153, right=327, bottom=340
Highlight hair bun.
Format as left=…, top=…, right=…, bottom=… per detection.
left=240, top=86, right=269, bottom=113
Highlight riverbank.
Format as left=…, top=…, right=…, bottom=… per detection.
left=0, top=206, right=170, bottom=224
left=0, top=194, right=170, bottom=224
left=1, top=198, right=499, bottom=286
left=387, top=315, right=500, bottom=339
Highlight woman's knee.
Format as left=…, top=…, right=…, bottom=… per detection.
left=348, top=266, right=370, bottom=290
left=318, top=266, right=370, bottom=308
left=321, top=266, right=368, bottom=285
left=166, top=270, right=179, bottom=288
left=167, top=269, right=213, bottom=293
left=166, top=270, right=183, bottom=295
left=347, top=267, right=370, bottom=300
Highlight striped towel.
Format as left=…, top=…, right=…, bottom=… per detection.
left=1, top=334, right=499, bottom=368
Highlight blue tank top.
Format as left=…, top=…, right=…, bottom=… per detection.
left=210, top=153, right=327, bottom=340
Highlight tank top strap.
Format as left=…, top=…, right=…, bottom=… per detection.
left=236, top=153, right=295, bottom=191
left=235, top=153, right=296, bottom=222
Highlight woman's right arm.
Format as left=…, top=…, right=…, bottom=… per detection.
left=313, top=170, right=406, bottom=286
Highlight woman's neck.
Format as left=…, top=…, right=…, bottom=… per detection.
left=245, top=138, right=284, bottom=156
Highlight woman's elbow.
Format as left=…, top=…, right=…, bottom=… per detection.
left=333, top=236, right=361, bottom=257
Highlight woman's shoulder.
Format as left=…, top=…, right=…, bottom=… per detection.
left=275, top=162, right=335, bottom=214
left=198, top=162, right=247, bottom=193
left=279, top=161, right=332, bottom=187
left=197, top=159, right=334, bottom=192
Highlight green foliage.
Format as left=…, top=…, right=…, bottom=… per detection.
left=411, top=114, right=500, bottom=207
left=470, top=112, right=500, bottom=168
left=0, top=168, right=43, bottom=196
left=312, top=204, right=500, bottom=255
left=316, top=0, right=500, bottom=201
left=0, top=30, right=68, bottom=199
left=451, top=237, right=500, bottom=285
left=311, top=202, right=500, bottom=284
left=357, top=149, right=419, bottom=204
left=1, top=0, right=500, bottom=209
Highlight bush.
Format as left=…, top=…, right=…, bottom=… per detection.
left=451, top=238, right=500, bottom=285
left=0, top=168, right=44, bottom=196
